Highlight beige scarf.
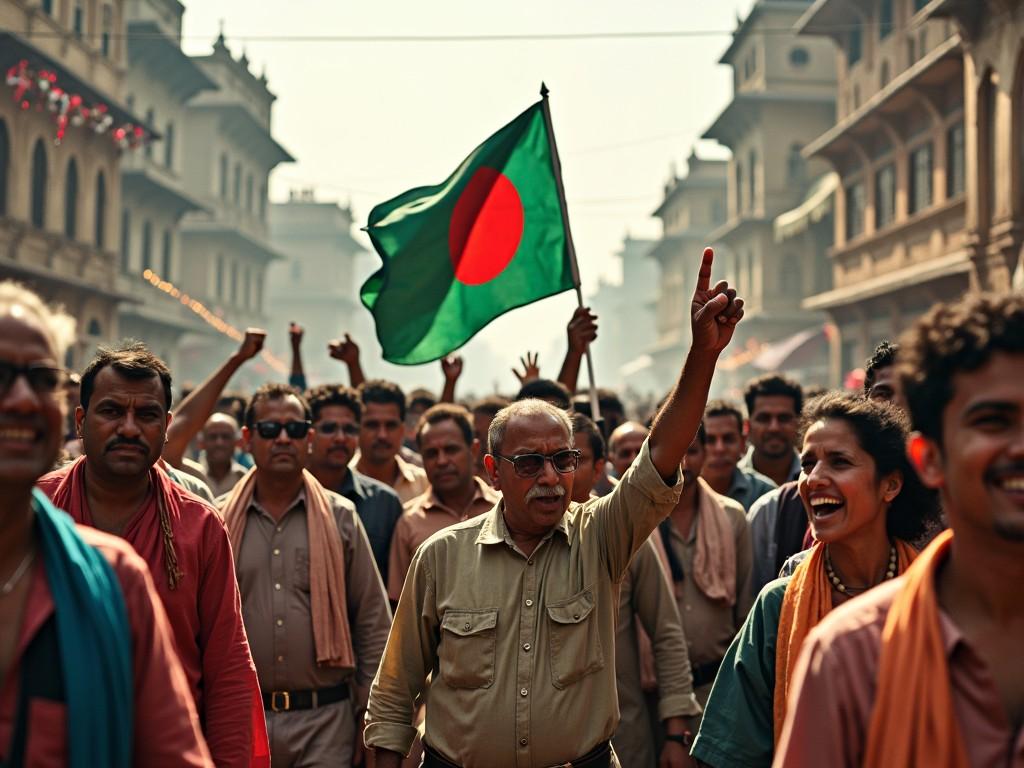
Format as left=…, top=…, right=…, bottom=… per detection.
left=221, top=468, right=355, bottom=669
left=691, top=478, right=737, bottom=605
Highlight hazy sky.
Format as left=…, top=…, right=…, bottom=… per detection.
left=181, top=1, right=757, bottom=394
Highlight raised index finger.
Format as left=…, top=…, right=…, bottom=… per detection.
left=694, top=247, right=714, bottom=295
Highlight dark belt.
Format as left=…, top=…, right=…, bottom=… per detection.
left=262, top=683, right=349, bottom=712
left=423, top=740, right=611, bottom=768
left=691, top=658, right=723, bottom=688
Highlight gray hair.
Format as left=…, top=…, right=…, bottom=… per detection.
left=487, top=398, right=573, bottom=455
left=0, top=281, right=76, bottom=363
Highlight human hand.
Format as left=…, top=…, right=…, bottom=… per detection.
left=566, top=306, right=598, bottom=355
left=690, top=247, right=743, bottom=355
left=237, top=328, right=266, bottom=361
left=512, top=352, right=540, bottom=385
left=328, top=334, right=360, bottom=366
left=289, top=322, right=303, bottom=349
left=659, top=739, right=695, bottom=768
left=441, top=354, right=463, bottom=382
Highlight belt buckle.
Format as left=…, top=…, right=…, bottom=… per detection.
left=270, top=691, right=290, bottom=712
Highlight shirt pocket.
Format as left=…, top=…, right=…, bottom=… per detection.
left=26, top=698, right=68, bottom=768
left=438, top=609, right=498, bottom=689
left=295, top=548, right=310, bottom=592
left=547, top=587, right=604, bottom=689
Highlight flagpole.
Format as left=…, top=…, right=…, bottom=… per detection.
left=539, top=83, right=602, bottom=427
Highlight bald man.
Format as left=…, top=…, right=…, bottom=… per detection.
left=198, top=413, right=247, bottom=497
left=608, top=421, right=649, bottom=478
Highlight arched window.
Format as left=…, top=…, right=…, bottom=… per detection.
left=0, top=120, right=9, bottom=216
left=72, top=1, right=84, bottom=38
left=86, top=319, right=102, bottom=337
left=164, top=122, right=175, bottom=169
left=41, top=0, right=53, bottom=14
left=64, top=158, right=79, bottom=239
left=141, top=220, right=152, bottom=271
left=101, top=5, right=113, bottom=57
left=31, top=139, right=48, bottom=229
left=94, top=172, right=106, bottom=248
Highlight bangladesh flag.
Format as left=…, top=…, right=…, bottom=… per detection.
left=361, top=97, right=576, bottom=365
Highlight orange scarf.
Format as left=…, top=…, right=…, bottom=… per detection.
left=220, top=468, right=356, bottom=669
left=863, top=530, right=969, bottom=768
left=773, top=539, right=917, bottom=743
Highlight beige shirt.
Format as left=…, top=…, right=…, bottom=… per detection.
left=364, top=439, right=681, bottom=766
left=233, top=487, right=392, bottom=710
left=613, top=536, right=702, bottom=766
left=353, top=451, right=429, bottom=505
left=775, top=577, right=1024, bottom=768
left=198, top=455, right=248, bottom=498
left=387, top=477, right=501, bottom=601
left=663, top=488, right=754, bottom=679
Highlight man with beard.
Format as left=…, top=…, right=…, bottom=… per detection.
left=37, top=342, right=268, bottom=768
left=701, top=400, right=776, bottom=512
left=739, top=375, right=802, bottom=487
left=387, top=404, right=499, bottom=603
left=355, top=380, right=428, bottom=505
left=306, top=384, right=403, bottom=584
left=219, top=384, right=391, bottom=767
left=776, top=293, right=1024, bottom=767
left=365, top=247, right=744, bottom=767
left=0, top=282, right=212, bottom=767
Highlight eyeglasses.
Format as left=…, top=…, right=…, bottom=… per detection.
left=493, top=449, right=581, bottom=478
left=0, top=361, right=67, bottom=397
left=253, top=420, right=311, bottom=440
left=314, top=421, right=360, bottom=437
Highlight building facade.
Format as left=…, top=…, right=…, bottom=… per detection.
left=702, top=0, right=838, bottom=390
left=0, top=0, right=148, bottom=369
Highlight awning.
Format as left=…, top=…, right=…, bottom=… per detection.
left=774, top=173, right=838, bottom=242
left=751, top=326, right=828, bottom=371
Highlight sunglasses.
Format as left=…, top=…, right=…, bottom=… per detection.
left=0, top=361, right=67, bottom=397
left=314, top=421, right=360, bottom=437
left=493, top=449, right=581, bottom=478
left=253, top=420, right=311, bottom=440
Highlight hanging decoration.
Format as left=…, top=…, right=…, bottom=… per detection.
left=142, top=268, right=288, bottom=375
left=4, top=59, right=150, bottom=149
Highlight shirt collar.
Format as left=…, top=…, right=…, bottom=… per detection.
left=423, top=476, right=499, bottom=514
left=728, top=466, right=751, bottom=495
left=739, top=446, right=801, bottom=482
left=249, top=485, right=306, bottom=518
left=475, top=499, right=570, bottom=547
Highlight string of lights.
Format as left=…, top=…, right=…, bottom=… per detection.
left=141, top=268, right=288, bottom=375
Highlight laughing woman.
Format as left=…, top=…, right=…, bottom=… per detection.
left=689, top=392, right=941, bottom=768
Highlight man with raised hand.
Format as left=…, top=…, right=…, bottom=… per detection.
left=365, top=247, right=743, bottom=768
left=37, top=342, right=268, bottom=768
left=0, top=282, right=212, bottom=767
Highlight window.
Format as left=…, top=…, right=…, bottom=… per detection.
left=120, top=209, right=131, bottom=273
left=144, top=109, right=155, bottom=159
left=853, top=85, right=861, bottom=110
left=233, top=163, right=241, bottom=203
left=879, top=0, right=894, bottom=39
left=94, top=172, right=106, bottom=248
left=845, top=181, right=866, bottom=239
left=215, top=254, right=224, bottom=298
left=789, top=47, right=810, bottom=67
left=31, top=139, right=47, bottom=229
left=787, top=144, right=804, bottom=186
left=161, top=230, right=172, bottom=277
left=100, top=5, right=113, bottom=57
left=734, top=162, right=744, bottom=213
left=259, top=184, right=267, bottom=221
left=908, top=143, right=934, bottom=215
left=42, top=0, right=53, bottom=14
left=875, top=163, right=896, bottom=229
left=947, top=122, right=965, bottom=198
left=245, top=174, right=253, bottom=213
left=848, top=26, right=863, bottom=66
left=254, top=273, right=263, bottom=312
left=0, top=120, right=9, bottom=216
left=913, top=0, right=929, bottom=12
left=908, top=36, right=917, bottom=66
left=64, top=159, right=79, bottom=239
left=243, top=267, right=251, bottom=309
left=748, top=149, right=758, bottom=211
left=230, top=260, right=238, bottom=304
left=72, top=1, right=83, bottom=38
left=141, top=221, right=152, bottom=271
left=219, top=154, right=228, bottom=199
left=164, top=122, right=174, bottom=169
left=880, top=60, right=891, bottom=88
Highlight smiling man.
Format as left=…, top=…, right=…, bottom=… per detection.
left=775, top=293, right=1024, bottom=767
left=36, top=342, right=267, bottom=768
left=365, top=247, right=745, bottom=768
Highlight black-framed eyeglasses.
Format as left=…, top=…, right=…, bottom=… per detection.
left=493, top=449, right=581, bottom=478
left=314, top=420, right=360, bottom=438
left=254, top=420, right=311, bottom=440
left=0, top=361, right=67, bottom=397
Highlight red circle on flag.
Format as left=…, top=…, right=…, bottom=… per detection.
left=449, top=167, right=524, bottom=285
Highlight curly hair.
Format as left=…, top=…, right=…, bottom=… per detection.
left=864, top=340, right=898, bottom=394
left=897, top=293, right=1024, bottom=443
left=306, top=383, right=362, bottom=423
left=800, top=391, right=940, bottom=543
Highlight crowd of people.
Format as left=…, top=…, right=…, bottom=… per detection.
left=0, top=246, right=1022, bottom=768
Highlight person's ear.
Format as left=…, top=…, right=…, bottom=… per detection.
left=75, top=404, right=85, bottom=438
left=241, top=426, right=253, bottom=455
left=907, top=433, right=944, bottom=490
left=594, top=457, right=607, bottom=476
left=483, top=453, right=500, bottom=490
left=881, top=470, right=903, bottom=503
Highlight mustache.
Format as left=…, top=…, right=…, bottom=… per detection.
left=525, top=485, right=566, bottom=502
left=105, top=437, right=147, bottom=452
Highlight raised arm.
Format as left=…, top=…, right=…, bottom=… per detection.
left=288, top=322, right=306, bottom=391
left=328, top=333, right=366, bottom=388
left=162, top=329, right=266, bottom=467
left=440, top=355, right=462, bottom=403
left=557, top=306, right=598, bottom=394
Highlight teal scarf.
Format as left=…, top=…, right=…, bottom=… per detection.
left=32, top=489, right=132, bottom=768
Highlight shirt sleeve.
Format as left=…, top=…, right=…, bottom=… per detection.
left=364, top=546, right=438, bottom=757
left=629, top=538, right=701, bottom=720
left=197, top=513, right=261, bottom=768
left=691, top=580, right=785, bottom=768
left=116, top=549, right=214, bottom=767
left=747, top=490, right=781, bottom=594
left=733, top=507, right=755, bottom=625
left=590, top=438, right=682, bottom=582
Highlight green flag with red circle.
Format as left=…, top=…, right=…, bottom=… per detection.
left=361, top=99, right=575, bottom=365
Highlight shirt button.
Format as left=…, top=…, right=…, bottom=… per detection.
left=573, top=613, right=580, bottom=620
left=276, top=618, right=284, bottom=627
left=523, top=643, right=531, bottom=652
left=525, top=599, right=534, bottom=607
left=276, top=525, right=283, bottom=533
left=464, top=623, right=471, bottom=631
left=520, top=688, right=528, bottom=697
left=520, top=738, right=528, bottom=747
left=527, top=559, right=534, bottom=566
left=273, top=548, right=280, bottom=556
left=275, top=583, right=282, bottom=591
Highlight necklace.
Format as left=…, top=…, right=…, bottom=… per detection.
left=1, top=549, right=35, bottom=596
left=825, top=543, right=897, bottom=595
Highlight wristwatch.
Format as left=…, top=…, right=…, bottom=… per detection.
left=665, top=732, right=694, bottom=748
